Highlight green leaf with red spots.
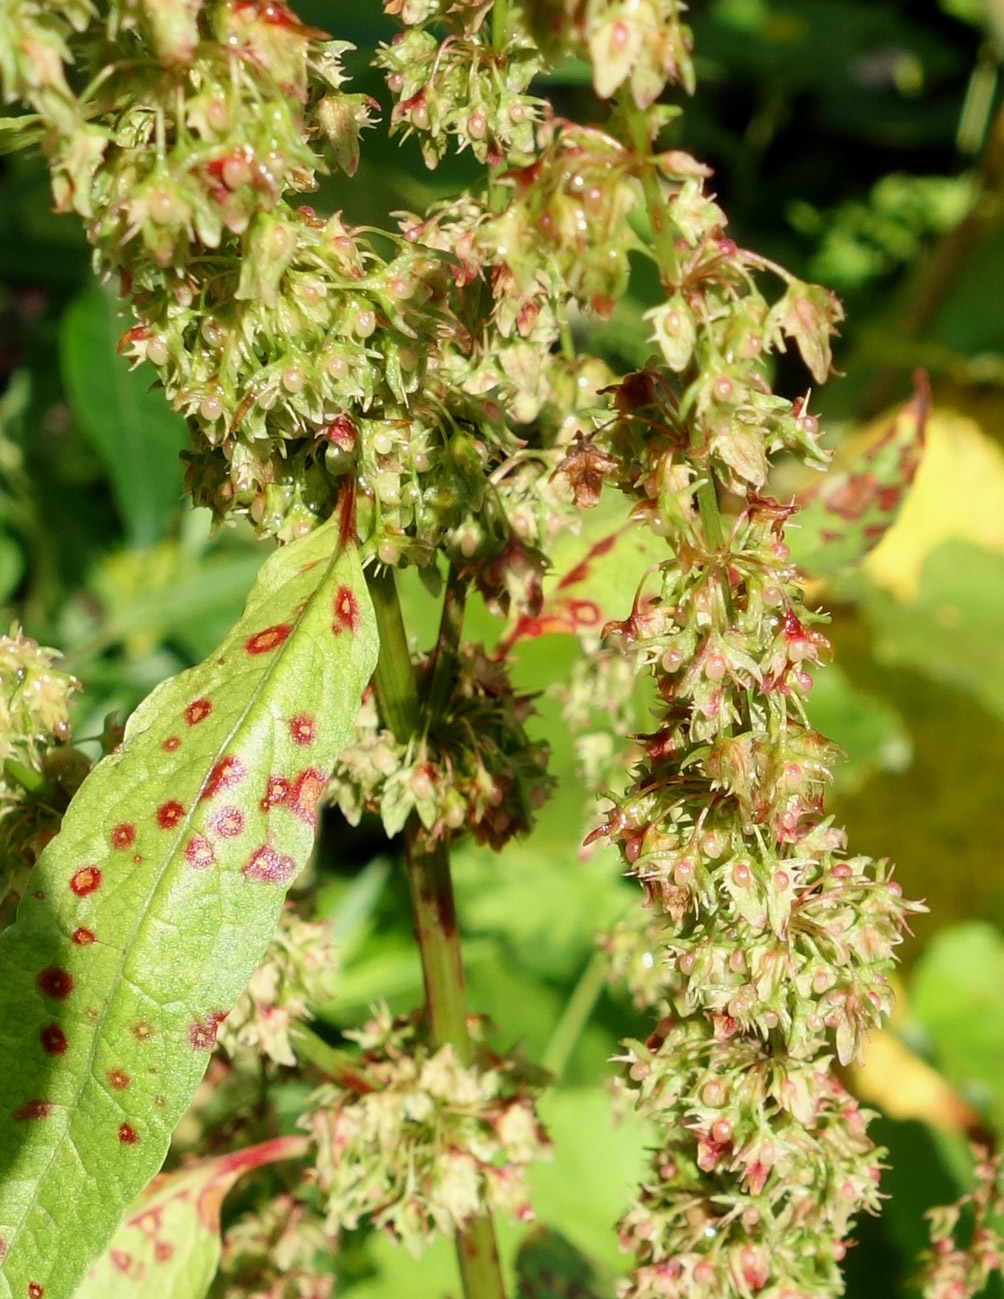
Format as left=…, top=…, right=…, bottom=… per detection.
left=788, top=373, right=929, bottom=579
left=73, top=1136, right=307, bottom=1299
left=0, top=516, right=377, bottom=1299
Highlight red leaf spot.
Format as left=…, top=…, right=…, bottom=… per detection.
left=201, top=754, right=246, bottom=801
left=184, top=698, right=212, bottom=726
left=332, top=585, right=359, bottom=635
left=28, top=1284, right=43, bottom=1299
left=83, top=1005, right=98, bottom=1025
left=0, top=1238, right=5, bottom=1261
left=72, top=927, right=95, bottom=946
left=287, top=767, right=327, bottom=825
left=288, top=714, right=316, bottom=746
left=40, top=1025, right=67, bottom=1056
left=156, top=800, right=185, bottom=829
left=13, top=1099, right=53, bottom=1122
left=208, top=805, right=244, bottom=838
left=33, top=890, right=44, bottom=900
left=260, top=774, right=290, bottom=812
left=131, top=1020, right=155, bottom=1041
left=109, top=1250, right=133, bottom=1275
left=154, top=1241, right=174, bottom=1263
left=188, top=1012, right=225, bottom=1050
left=118, top=1121, right=138, bottom=1145
left=243, top=845, right=297, bottom=885
left=109, top=822, right=136, bottom=850
left=107, top=1068, right=130, bottom=1091
left=69, top=865, right=101, bottom=896
left=184, top=834, right=215, bottom=870
left=132, top=853, right=142, bottom=864
left=36, top=967, right=73, bottom=999
left=244, top=624, right=292, bottom=655
left=162, top=735, right=181, bottom=752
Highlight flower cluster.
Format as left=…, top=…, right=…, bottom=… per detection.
left=0, top=626, right=87, bottom=918
left=218, top=905, right=339, bottom=1066
left=376, top=4, right=542, bottom=168
left=915, top=1148, right=1004, bottom=1299
left=539, top=22, right=923, bottom=1296
left=328, top=645, right=552, bottom=850
left=304, top=1006, right=551, bottom=1255
left=212, top=1193, right=337, bottom=1299
left=615, top=1018, right=881, bottom=1299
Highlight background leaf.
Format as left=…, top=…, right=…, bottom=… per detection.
left=0, top=518, right=377, bottom=1299
left=59, top=287, right=188, bottom=546
left=74, top=1136, right=307, bottom=1299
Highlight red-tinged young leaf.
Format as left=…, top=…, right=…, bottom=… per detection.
left=73, top=1136, right=308, bottom=1299
left=0, top=515, right=377, bottom=1299
left=789, top=373, right=929, bottom=579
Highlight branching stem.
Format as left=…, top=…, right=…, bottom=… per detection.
left=367, top=564, right=507, bottom=1299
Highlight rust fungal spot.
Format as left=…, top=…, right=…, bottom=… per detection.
left=243, top=844, right=297, bottom=885
left=118, top=1121, right=138, bottom=1145
left=288, top=714, right=316, bottom=746
left=69, top=865, right=101, bottom=896
left=109, top=1250, right=133, bottom=1275
left=71, top=927, right=95, bottom=946
left=107, top=1069, right=130, bottom=1091
left=28, top=1284, right=43, bottom=1299
left=109, top=822, right=136, bottom=850
left=13, top=1099, right=53, bottom=1122
left=155, top=800, right=185, bottom=829
left=260, top=774, right=290, bottom=812
left=184, top=698, right=212, bottom=726
left=155, top=1094, right=165, bottom=1106
left=40, top=1025, right=67, bottom=1056
left=201, top=754, right=246, bottom=801
left=287, top=768, right=327, bottom=825
left=132, top=853, right=142, bottom=864
left=131, top=1020, right=155, bottom=1041
left=162, top=735, right=181, bottom=752
left=36, top=967, right=73, bottom=999
left=184, top=834, right=215, bottom=870
left=33, top=890, right=44, bottom=900
left=82, top=1006, right=98, bottom=1025
left=188, top=1012, right=225, bottom=1050
left=244, top=623, right=292, bottom=655
left=209, top=804, right=245, bottom=837
left=332, top=585, right=360, bottom=635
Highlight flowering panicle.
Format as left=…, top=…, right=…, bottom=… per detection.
left=539, top=27, right=924, bottom=1295
left=0, top=1, right=930, bottom=1295
left=328, top=644, right=552, bottom=849
left=0, top=626, right=87, bottom=917
left=915, top=1148, right=1004, bottom=1299
left=218, top=905, right=339, bottom=1066
left=304, top=1006, right=551, bottom=1256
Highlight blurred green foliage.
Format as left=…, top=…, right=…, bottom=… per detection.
left=2, top=1, right=1004, bottom=1295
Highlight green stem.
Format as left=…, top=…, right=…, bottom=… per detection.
left=541, top=950, right=608, bottom=1082
left=290, top=1024, right=380, bottom=1094
left=366, top=564, right=507, bottom=1299
left=425, top=563, right=467, bottom=720
left=620, top=94, right=726, bottom=556
left=491, top=0, right=510, bottom=54
left=368, top=565, right=421, bottom=744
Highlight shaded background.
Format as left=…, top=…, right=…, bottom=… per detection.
left=2, top=1, right=1003, bottom=1294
